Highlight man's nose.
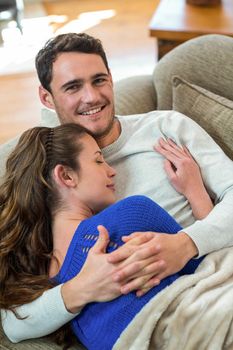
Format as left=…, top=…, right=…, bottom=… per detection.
left=81, top=84, right=99, bottom=103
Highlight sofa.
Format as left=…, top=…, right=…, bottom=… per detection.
left=1, top=33, right=233, bottom=349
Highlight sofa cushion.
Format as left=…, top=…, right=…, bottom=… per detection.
left=40, top=108, right=60, bottom=127
left=0, top=136, right=20, bottom=184
left=0, top=317, right=61, bottom=350
left=114, top=75, right=157, bottom=115
left=153, top=34, right=233, bottom=110
left=0, top=316, right=84, bottom=350
left=172, top=76, right=233, bottom=160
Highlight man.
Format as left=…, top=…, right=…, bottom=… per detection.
left=2, top=33, right=233, bottom=343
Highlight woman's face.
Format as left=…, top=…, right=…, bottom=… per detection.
left=76, top=134, right=116, bottom=213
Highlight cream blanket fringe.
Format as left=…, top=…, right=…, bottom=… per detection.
left=114, top=247, right=233, bottom=350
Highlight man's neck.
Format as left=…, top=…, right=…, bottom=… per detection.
left=96, top=118, right=121, bottom=148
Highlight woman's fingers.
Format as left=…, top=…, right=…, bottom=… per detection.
left=91, top=225, right=110, bottom=254
left=155, top=137, right=188, bottom=160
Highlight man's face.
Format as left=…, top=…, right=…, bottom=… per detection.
left=41, top=52, right=115, bottom=139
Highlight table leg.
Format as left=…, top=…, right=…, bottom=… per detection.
left=157, top=39, right=185, bottom=59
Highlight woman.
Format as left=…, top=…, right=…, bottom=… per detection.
left=0, top=124, right=213, bottom=350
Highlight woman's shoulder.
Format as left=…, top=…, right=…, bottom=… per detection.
left=98, top=195, right=159, bottom=220
left=86, top=195, right=163, bottom=232
left=110, top=195, right=155, bottom=210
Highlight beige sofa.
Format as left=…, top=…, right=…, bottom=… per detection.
left=1, top=33, right=233, bottom=349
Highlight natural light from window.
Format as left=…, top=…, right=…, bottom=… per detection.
left=0, top=9, right=116, bottom=75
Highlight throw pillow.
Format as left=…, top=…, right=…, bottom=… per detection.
left=172, top=76, right=233, bottom=160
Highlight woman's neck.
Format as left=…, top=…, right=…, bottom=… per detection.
left=49, top=206, right=93, bottom=277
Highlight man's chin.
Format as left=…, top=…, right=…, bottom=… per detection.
left=80, top=118, right=115, bottom=138
left=87, top=127, right=111, bottom=139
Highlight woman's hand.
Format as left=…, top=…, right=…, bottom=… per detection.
left=154, top=137, right=213, bottom=219
left=154, top=138, right=203, bottom=197
left=62, top=225, right=123, bottom=313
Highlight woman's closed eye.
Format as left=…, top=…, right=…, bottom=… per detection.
left=96, top=154, right=105, bottom=164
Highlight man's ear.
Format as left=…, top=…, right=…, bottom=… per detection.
left=53, top=164, right=78, bottom=188
left=39, top=85, right=55, bottom=110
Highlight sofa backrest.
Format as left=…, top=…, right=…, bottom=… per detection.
left=153, top=34, right=233, bottom=110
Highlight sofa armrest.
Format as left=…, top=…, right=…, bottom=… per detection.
left=114, top=75, right=157, bottom=115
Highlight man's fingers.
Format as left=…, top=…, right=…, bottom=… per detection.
left=120, top=273, right=160, bottom=295
left=136, top=276, right=161, bottom=297
left=139, top=259, right=166, bottom=276
left=113, top=257, right=164, bottom=283
left=121, top=231, right=154, bottom=243
left=121, top=232, right=141, bottom=242
left=91, top=225, right=110, bottom=253
left=108, top=232, right=156, bottom=263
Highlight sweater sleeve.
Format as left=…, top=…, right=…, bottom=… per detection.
left=1, top=285, right=78, bottom=342
left=165, top=112, right=233, bottom=257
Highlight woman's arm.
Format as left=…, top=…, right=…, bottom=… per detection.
left=154, top=138, right=214, bottom=219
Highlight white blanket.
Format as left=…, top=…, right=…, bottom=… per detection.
left=113, top=247, right=233, bottom=350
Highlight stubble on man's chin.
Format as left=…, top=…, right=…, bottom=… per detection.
left=57, top=108, right=117, bottom=139
left=90, top=116, right=117, bottom=139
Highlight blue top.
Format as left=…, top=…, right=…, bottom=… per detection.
left=55, top=195, right=202, bottom=350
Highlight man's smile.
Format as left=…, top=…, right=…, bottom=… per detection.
left=80, top=107, right=102, bottom=116
left=77, top=105, right=107, bottom=118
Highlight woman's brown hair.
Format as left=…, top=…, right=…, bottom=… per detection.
left=0, top=123, right=89, bottom=347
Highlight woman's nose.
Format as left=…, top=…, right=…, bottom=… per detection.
left=107, top=164, right=116, bottom=177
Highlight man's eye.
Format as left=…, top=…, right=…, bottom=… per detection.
left=66, top=84, right=81, bottom=91
left=95, top=78, right=106, bottom=85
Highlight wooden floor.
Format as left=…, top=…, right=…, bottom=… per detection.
left=0, top=0, right=159, bottom=145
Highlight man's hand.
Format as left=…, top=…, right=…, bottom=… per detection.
left=61, top=226, right=156, bottom=312
left=108, top=231, right=198, bottom=296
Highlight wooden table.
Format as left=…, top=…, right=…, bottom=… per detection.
left=149, top=0, right=233, bottom=59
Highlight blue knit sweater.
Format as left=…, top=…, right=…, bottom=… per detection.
left=56, top=195, right=202, bottom=350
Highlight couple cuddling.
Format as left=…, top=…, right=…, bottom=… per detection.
left=1, top=33, right=233, bottom=350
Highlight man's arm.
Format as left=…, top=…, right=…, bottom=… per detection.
left=108, top=112, right=233, bottom=293
left=2, top=226, right=159, bottom=342
left=1, top=285, right=76, bottom=342
left=108, top=230, right=198, bottom=296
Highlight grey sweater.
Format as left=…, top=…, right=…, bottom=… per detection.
left=3, top=111, right=233, bottom=342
